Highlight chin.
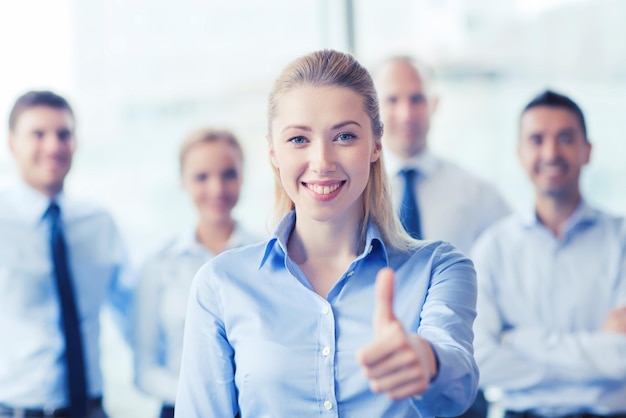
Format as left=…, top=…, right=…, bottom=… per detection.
left=201, top=211, right=232, bottom=224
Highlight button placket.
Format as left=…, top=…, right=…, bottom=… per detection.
left=318, top=300, right=337, bottom=415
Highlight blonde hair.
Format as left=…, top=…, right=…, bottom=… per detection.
left=179, top=127, right=243, bottom=173
left=267, top=49, right=415, bottom=250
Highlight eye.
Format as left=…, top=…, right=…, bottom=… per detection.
left=57, top=129, right=72, bottom=142
left=557, top=132, right=573, bottom=144
left=33, top=130, right=45, bottom=140
left=221, top=168, right=239, bottom=181
left=410, top=94, right=426, bottom=105
left=195, top=173, right=208, bottom=182
left=529, top=134, right=542, bottom=146
left=386, top=96, right=398, bottom=104
left=288, top=136, right=308, bottom=145
left=336, top=132, right=356, bottom=142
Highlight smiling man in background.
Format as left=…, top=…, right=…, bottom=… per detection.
left=472, top=89, right=626, bottom=417
left=0, top=91, right=134, bottom=418
left=375, top=55, right=511, bottom=418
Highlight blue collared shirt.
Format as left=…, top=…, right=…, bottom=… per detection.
left=133, top=225, right=261, bottom=403
left=176, top=211, right=478, bottom=417
left=472, top=200, right=626, bottom=415
left=385, top=150, right=511, bottom=255
left=0, top=181, right=134, bottom=409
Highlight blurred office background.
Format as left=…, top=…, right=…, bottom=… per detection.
left=1, top=1, right=625, bottom=416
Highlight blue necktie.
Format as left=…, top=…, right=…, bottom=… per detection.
left=48, top=202, right=88, bottom=418
left=399, top=169, right=422, bottom=240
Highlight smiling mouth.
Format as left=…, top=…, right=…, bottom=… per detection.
left=537, top=162, right=568, bottom=177
left=304, top=181, right=345, bottom=195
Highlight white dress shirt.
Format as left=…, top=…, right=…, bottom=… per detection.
left=133, top=224, right=260, bottom=404
left=472, top=201, right=626, bottom=415
left=0, top=181, right=134, bottom=409
left=385, top=149, right=510, bottom=254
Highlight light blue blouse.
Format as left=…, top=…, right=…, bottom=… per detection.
left=176, top=211, right=478, bottom=417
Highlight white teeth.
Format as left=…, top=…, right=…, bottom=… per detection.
left=541, top=164, right=566, bottom=175
left=307, top=183, right=341, bottom=195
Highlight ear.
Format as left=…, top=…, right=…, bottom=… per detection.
left=516, top=140, right=523, bottom=164
left=370, top=138, right=382, bottom=163
left=582, top=141, right=592, bottom=165
left=8, top=132, right=16, bottom=156
left=267, top=134, right=279, bottom=168
left=428, top=95, right=439, bottom=117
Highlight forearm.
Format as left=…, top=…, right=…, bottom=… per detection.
left=411, top=341, right=479, bottom=417
left=475, top=333, right=548, bottom=389
left=506, top=327, right=626, bottom=381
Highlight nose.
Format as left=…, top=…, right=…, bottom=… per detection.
left=206, top=177, right=226, bottom=196
left=540, top=137, right=559, bottom=161
left=396, top=99, right=414, bottom=123
left=310, top=140, right=336, bottom=175
left=42, top=132, right=67, bottom=153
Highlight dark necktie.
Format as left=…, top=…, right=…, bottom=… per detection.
left=398, top=168, right=422, bottom=240
left=47, top=202, right=88, bottom=418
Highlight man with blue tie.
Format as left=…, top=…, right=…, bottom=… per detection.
left=0, top=91, right=134, bottom=418
left=472, top=90, right=626, bottom=418
left=375, top=56, right=510, bottom=418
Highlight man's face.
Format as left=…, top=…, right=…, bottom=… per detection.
left=518, top=106, right=591, bottom=200
left=377, top=60, right=436, bottom=159
left=9, top=106, right=76, bottom=197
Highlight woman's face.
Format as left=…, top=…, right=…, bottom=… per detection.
left=181, top=140, right=243, bottom=224
left=269, top=86, right=381, bottom=225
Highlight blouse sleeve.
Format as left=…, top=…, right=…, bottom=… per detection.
left=175, top=261, right=239, bottom=418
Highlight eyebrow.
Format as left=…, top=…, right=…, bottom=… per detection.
left=280, top=120, right=362, bottom=134
left=526, top=126, right=578, bottom=137
left=557, top=127, right=577, bottom=135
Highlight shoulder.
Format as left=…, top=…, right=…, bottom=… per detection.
left=594, top=206, right=626, bottom=227
left=0, top=187, right=17, bottom=221
left=391, top=239, right=474, bottom=273
left=470, top=213, right=523, bottom=257
left=142, top=236, right=182, bottom=265
left=197, top=240, right=269, bottom=281
left=588, top=206, right=626, bottom=240
left=63, top=196, right=117, bottom=226
left=233, top=222, right=265, bottom=246
left=432, top=157, right=503, bottom=196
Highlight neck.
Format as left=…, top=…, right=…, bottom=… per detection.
left=287, top=213, right=364, bottom=298
left=288, top=214, right=362, bottom=264
left=196, top=217, right=236, bottom=254
left=535, top=191, right=581, bottom=238
left=29, top=181, right=62, bottom=199
left=398, top=147, right=425, bottom=162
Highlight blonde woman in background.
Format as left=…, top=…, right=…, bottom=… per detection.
left=175, top=50, right=478, bottom=417
left=133, top=128, right=260, bottom=418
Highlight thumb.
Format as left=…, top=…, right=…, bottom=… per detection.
left=374, top=267, right=396, bottom=337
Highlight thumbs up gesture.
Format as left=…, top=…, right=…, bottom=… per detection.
left=356, top=267, right=438, bottom=400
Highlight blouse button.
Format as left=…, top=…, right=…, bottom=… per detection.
left=322, top=347, right=331, bottom=357
left=323, top=400, right=333, bottom=410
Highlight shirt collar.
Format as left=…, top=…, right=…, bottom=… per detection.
left=169, top=228, right=209, bottom=257
left=8, top=179, right=64, bottom=226
left=170, top=222, right=249, bottom=257
left=519, top=198, right=599, bottom=232
left=259, top=210, right=389, bottom=269
left=383, top=148, right=438, bottom=178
